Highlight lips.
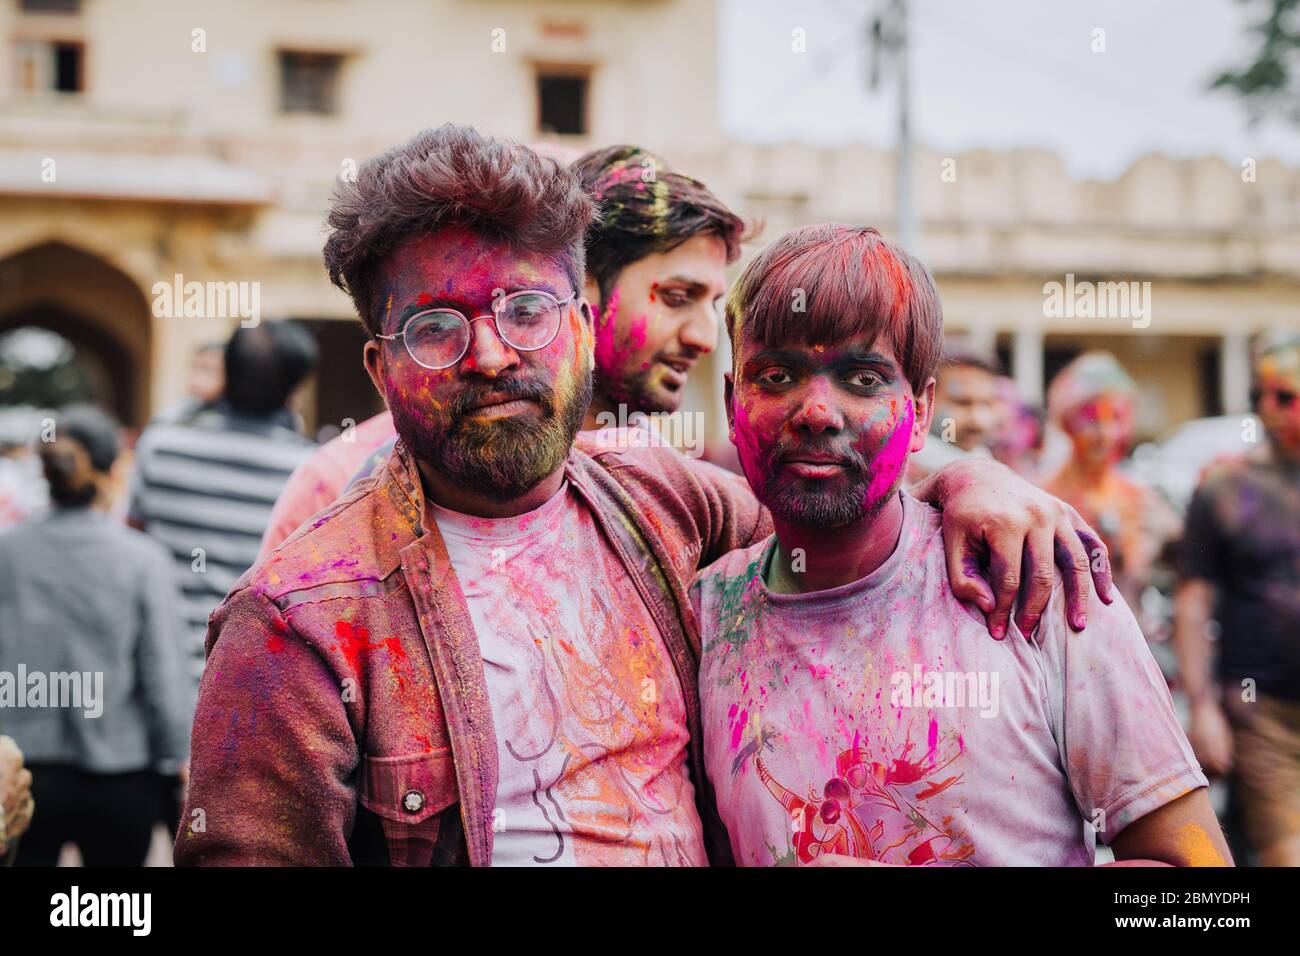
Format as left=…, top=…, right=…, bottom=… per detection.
left=462, top=392, right=542, bottom=418
left=778, top=450, right=855, bottom=479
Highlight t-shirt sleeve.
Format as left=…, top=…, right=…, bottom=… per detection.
left=1036, top=583, right=1208, bottom=844
left=1181, top=478, right=1224, bottom=582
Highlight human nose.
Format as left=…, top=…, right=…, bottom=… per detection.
left=678, top=304, right=719, bottom=355
left=789, top=378, right=843, bottom=434
left=461, top=314, right=518, bottom=378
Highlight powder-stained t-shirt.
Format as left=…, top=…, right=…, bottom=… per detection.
left=691, top=492, right=1206, bottom=867
left=1182, top=458, right=1300, bottom=701
left=429, top=483, right=707, bottom=867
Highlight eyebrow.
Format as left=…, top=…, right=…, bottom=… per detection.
left=746, top=345, right=897, bottom=369
left=395, top=282, right=565, bottom=324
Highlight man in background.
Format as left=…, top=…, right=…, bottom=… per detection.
left=130, top=320, right=319, bottom=687
left=907, top=344, right=1005, bottom=482
left=1175, top=333, right=1300, bottom=866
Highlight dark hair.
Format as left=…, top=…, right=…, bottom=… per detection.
left=571, top=145, right=752, bottom=303
left=223, top=320, right=319, bottom=416
left=725, top=224, right=943, bottom=392
left=941, top=343, right=1004, bottom=378
left=39, top=404, right=120, bottom=507
left=324, top=124, right=596, bottom=336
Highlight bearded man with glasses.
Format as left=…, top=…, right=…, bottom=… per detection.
left=176, top=124, right=1114, bottom=867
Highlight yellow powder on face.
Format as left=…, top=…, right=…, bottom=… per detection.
left=384, top=293, right=393, bottom=328
left=1175, top=822, right=1227, bottom=867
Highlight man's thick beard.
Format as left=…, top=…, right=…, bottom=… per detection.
left=393, top=370, right=592, bottom=502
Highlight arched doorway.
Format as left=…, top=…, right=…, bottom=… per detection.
left=0, top=241, right=152, bottom=428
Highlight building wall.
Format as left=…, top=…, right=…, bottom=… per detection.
left=0, top=0, right=1297, bottom=445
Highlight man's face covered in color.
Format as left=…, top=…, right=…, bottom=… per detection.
left=1256, top=346, right=1300, bottom=458
left=589, top=234, right=729, bottom=415
left=365, top=226, right=593, bottom=500
left=726, top=332, right=933, bottom=528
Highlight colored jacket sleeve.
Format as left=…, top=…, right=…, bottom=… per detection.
left=581, top=435, right=772, bottom=571
left=175, top=588, right=359, bottom=866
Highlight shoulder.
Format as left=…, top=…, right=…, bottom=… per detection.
left=575, top=428, right=756, bottom=519
left=692, top=536, right=770, bottom=607
left=240, top=463, right=415, bottom=609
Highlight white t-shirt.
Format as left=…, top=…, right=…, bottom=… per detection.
left=429, top=483, right=707, bottom=866
left=691, top=491, right=1206, bottom=866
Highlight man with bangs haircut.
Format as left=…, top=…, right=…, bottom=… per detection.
left=692, top=224, right=1231, bottom=867
left=179, top=127, right=1114, bottom=867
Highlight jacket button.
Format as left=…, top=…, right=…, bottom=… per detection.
left=401, top=790, right=425, bottom=814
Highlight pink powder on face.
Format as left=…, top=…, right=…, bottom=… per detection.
left=861, top=398, right=915, bottom=510
left=592, top=289, right=623, bottom=377
left=629, top=313, right=648, bottom=350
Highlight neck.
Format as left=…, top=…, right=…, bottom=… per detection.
left=416, top=460, right=566, bottom=519
left=766, top=491, right=905, bottom=595
left=1063, top=455, right=1116, bottom=486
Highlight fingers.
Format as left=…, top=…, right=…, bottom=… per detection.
left=943, top=528, right=996, bottom=621
left=1014, top=527, right=1056, bottom=641
left=1055, top=517, right=1094, bottom=631
left=1071, top=517, right=1114, bottom=605
left=983, top=529, right=1024, bottom=641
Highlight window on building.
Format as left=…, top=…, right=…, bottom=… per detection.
left=20, top=0, right=81, bottom=13
left=279, top=51, right=343, bottom=115
left=537, top=72, right=588, bottom=135
left=16, top=39, right=83, bottom=93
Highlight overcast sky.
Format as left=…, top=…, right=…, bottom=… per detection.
left=719, top=0, right=1300, bottom=178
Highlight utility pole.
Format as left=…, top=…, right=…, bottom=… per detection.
left=870, top=0, right=917, bottom=251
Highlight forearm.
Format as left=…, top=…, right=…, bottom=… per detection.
left=1172, top=580, right=1217, bottom=704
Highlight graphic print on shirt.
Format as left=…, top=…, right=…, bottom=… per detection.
left=725, top=658, right=975, bottom=866
left=433, top=485, right=706, bottom=866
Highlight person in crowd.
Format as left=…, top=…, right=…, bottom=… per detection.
left=175, top=125, right=1111, bottom=866
left=0, top=405, right=191, bottom=866
left=1175, top=333, right=1300, bottom=867
left=1042, top=351, right=1179, bottom=611
left=258, top=144, right=750, bottom=559
left=692, top=223, right=1228, bottom=866
left=130, top=321, right=319, bottom=687
left=0, top=735, right=34, bottom=865
left=989, top=375, right=1044, bottom=479
left=153, top=343, right=227, bottom=425
left=907, top=344, right=1004, bottom=483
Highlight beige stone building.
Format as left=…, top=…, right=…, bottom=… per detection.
left=1, top=0, right=1297, bottom=450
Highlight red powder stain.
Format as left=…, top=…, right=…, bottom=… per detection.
left=916, top=775, right=961, bottom=800
left=335, top=620, right=378, bottom=673
left=414, top=733, right=432, bottom=753
left=649, top=282, right=658, bottom=303
left=558, top=638, right=576, bottom=656
left=417, top=292, right=433, bottom=306
left=384, top=636, right=406, bottom=660
left=266, top=635, right=285, bottom=654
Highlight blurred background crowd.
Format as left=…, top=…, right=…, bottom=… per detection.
left=0, top=0, right=1298, bottom=867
